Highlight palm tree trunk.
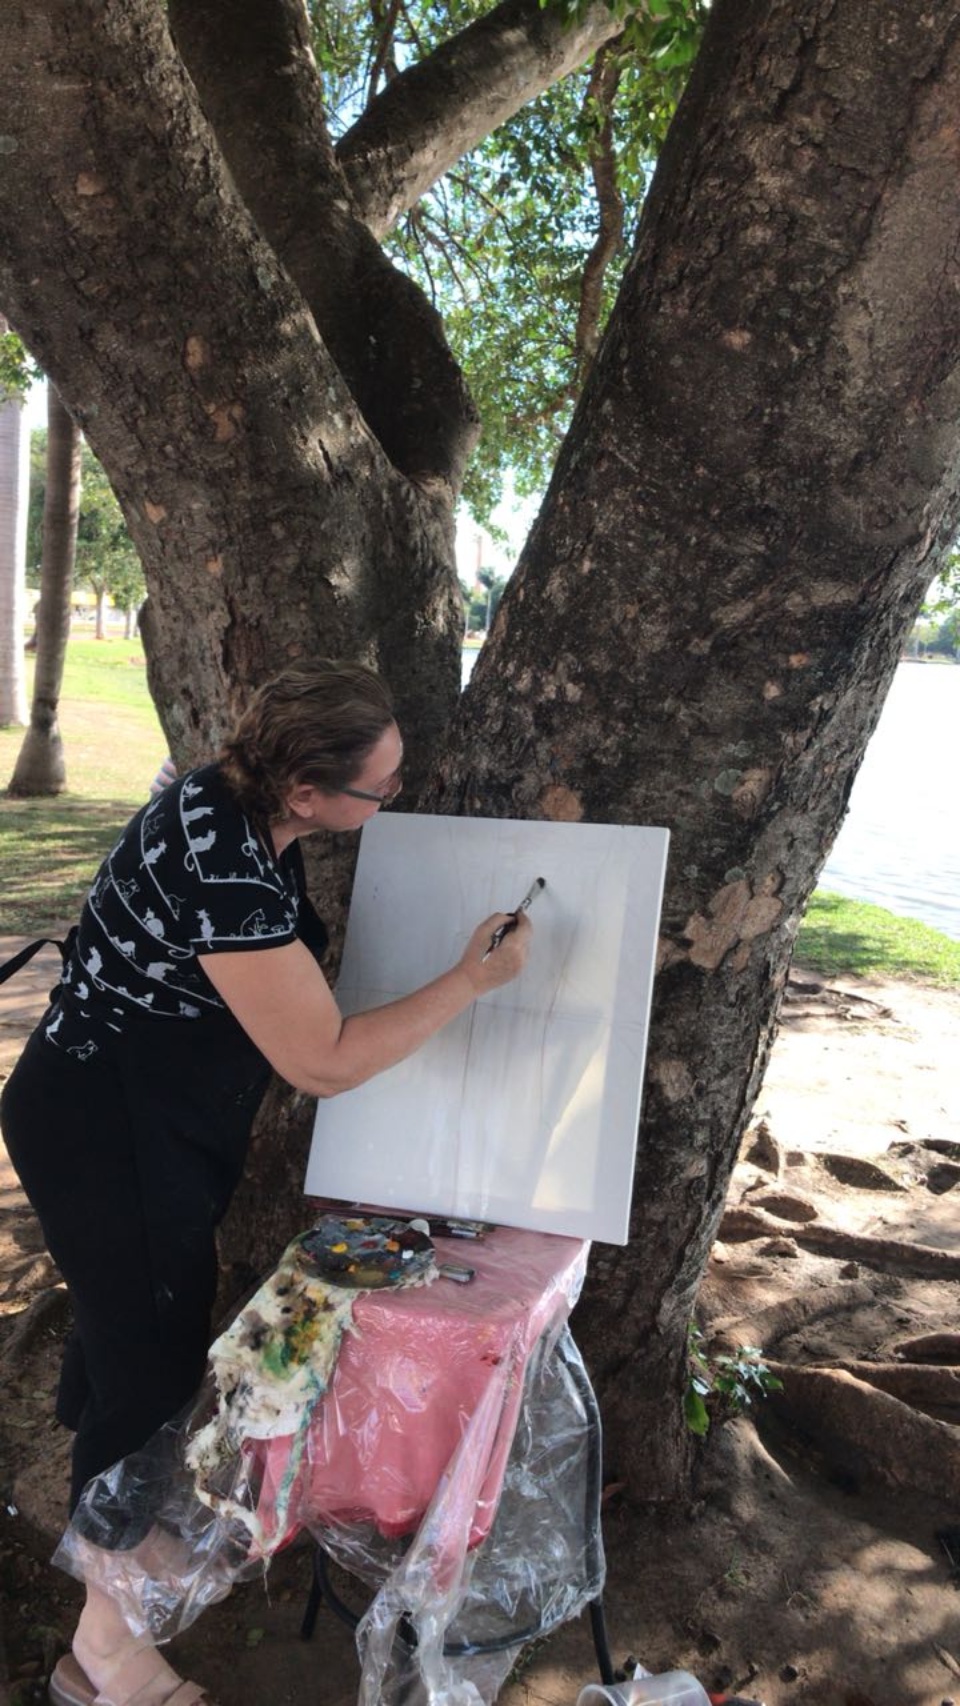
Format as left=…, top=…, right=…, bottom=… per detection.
left=0, top=382, right=29, bottom=729
left=8, top=386, right=81, bottom=794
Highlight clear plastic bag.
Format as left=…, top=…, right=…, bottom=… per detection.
left=347, top=1325, right=606, bottom=1706
left=54, top=1225, right=601, bottom=1706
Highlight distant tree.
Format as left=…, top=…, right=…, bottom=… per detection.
left=921, top=549, right=960, bottom=616
left=8, top=385, right=81, bottom=796
left=462, top=567, right=507, bottom=631
left=936, top=609, right=960, bottom=658
left=73, top=448, right=145, bottom=638
left=25, top=428, right=46, bottom=592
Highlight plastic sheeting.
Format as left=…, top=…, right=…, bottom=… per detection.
left=54, top=1223, right=603, bottom=1706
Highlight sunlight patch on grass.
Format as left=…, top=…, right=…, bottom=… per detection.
left=798, top=890, right=960, bottom=989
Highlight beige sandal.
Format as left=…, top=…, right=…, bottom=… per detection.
left=49, top=1652, right=216, bottom=1706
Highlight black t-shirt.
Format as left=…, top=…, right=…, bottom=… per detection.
left=45, top=764, right=318, bottom=1061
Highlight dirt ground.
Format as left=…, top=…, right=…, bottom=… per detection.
left=2, top=938, right=960, bottom=1706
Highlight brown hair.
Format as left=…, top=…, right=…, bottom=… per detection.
left=219, top=660, right=395, bottom=822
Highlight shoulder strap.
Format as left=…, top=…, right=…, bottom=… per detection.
left=0, top=927, right=78, bottom=987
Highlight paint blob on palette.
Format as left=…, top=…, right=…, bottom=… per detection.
left=305, top=815, right=670, bottom=1245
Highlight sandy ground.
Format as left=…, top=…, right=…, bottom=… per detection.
left=2, top=938, right=960, bottom=1706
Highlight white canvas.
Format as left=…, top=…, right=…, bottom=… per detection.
left=305, top=815, right=669, bottom=1244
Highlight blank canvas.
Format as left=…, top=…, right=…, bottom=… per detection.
left=305, top=814, right=669, bottom=1244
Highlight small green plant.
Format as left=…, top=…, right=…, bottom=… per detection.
left=684, top=1325, right=782, bottom=1437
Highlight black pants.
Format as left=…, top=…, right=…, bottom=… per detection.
left=0, top=1019, right=269, bottom=1532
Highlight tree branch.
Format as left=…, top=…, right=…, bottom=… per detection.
left=367, top=0, right=403, bottom=104
left=169, top=0, right=479, bottom=493
left=0, top=0, right=463, bottom=763
left=337, top=0, right=624, bottom=237
left=574, top=44, right=625, bottom=377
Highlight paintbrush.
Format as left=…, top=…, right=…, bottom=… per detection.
left=481, top=876, right=546, bottom=961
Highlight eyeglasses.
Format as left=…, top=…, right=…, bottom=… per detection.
left=338, top=771, right=403, bottom=806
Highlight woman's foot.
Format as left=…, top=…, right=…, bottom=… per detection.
left=71, top=1586, right=183, bottom=1706
left=50, top=1653, right=214, bottom=1706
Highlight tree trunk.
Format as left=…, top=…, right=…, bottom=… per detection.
left=8, top=386, right=81, bottom=796
left=0, top=367, right=29, bottom=728
left=2, top=0, right=960, bottom=1509
left=429, top=0, right=960, bottom=1495
left=0, top=0, right=463, bottom=802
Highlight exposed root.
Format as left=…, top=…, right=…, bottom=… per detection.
left=706, top=1280, right=875, bottom=1358
left=782, top=972, right=894, bottom=1020
left=1, top=1284, right=69, bottom=1362
left=718, top=1204, right=960, bottom=1278
left=765, top=1361, right=960, bottom=1501
left=815, top=1360, right=960, bottom=1423
left=894, top=1331, right=960, bottom=1363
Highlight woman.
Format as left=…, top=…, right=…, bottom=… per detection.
left=1, top=660, right=530, bottom=1706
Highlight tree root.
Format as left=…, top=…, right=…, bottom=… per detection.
left=816, top=1360, right=960, bottom=1424
left=1, top=1284, right=69, bottom=1362
left=783, top=972, right=893, bottom=1018
left=764, top=1361, right=960, bottom=1501
left=718, top=1205, right=960, bottom=1278
left=893, top=1331, right=960, bottom=1363
left=706, top=1280, right=876, bottom=1358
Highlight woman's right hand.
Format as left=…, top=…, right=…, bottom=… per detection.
left=202, top=910, right=533, bottom=1100
left=457, top=911, right=532, bottom=996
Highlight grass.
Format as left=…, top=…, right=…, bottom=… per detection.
left=1, top=642, right=958, bottom=987
left=0, top=634, right=164, bottom=933
left=795, top=890, right=960, bottom=990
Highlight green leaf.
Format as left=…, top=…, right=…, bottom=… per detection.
left=684, top=1386, right=710, bottom=1436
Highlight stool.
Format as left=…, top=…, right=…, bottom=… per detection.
left=300, top=1326, right=615, bottom=1693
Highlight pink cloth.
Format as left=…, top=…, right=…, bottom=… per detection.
left=255, top=1225, right=587, bottom=1553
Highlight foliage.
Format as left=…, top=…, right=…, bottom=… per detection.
left=27, top=430, right=146, bottom=613
left=937, top=609, right=960, bottom=655
left=309, top=0, right=706, bottom=525
left=921, top=549, right=960, bottom=616
left=25, top=428, right=46, bottom=585
left=460, top=568, right=508, bottom=631
left=0, top=330, right=40, bottom=403
left=75, top=452, right=145, bottom=615
left=685, top=1325, right=782, bottom=1437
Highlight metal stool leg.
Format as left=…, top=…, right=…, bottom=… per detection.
left=299, top=1549, right=326, bottom=1641
left=589, top=1597, right=615, bottom=1686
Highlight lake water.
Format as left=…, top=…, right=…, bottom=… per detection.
left=820, top=662, right=960, bottom=941
left=463, top=649, right=959, bottom=941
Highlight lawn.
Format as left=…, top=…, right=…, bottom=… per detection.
left=1, top=642, right=959, bottom=987
left=0, top=635, right=164, bottom=933
left=795, top=888, right=960, bottom=989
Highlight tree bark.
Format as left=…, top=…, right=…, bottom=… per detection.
left=168, top=0, right=480, bottom=496
left=0, top=0, right=463, bottom=808
left=430, top=0, right=960, bottom=1495
left=8, top=386, right=81, bottom=796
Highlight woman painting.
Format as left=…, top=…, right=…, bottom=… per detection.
left=0, top=659, right=531, bottom=1706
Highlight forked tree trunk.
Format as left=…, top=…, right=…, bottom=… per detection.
left=8, top=386, right=81, bottom=796
left=2, top=0, right=960, bottom=1505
